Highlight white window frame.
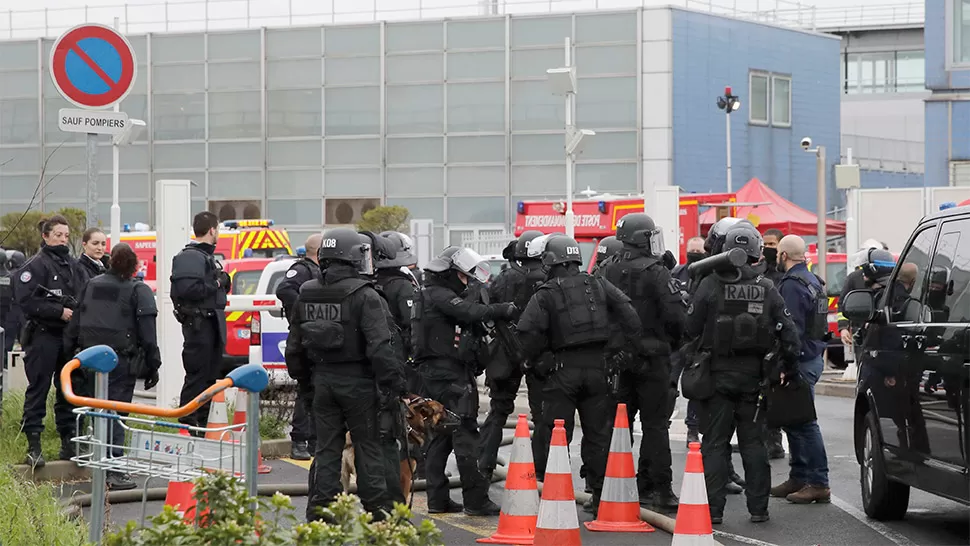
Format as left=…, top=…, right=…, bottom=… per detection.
left=946, top=0, right=970, bottom=69
left=748, top=71, right=770, bottom=126
left=770, top=74, right=792, bottom=128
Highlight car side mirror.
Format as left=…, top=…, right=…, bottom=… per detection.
left=842, top=289, right=876, bottom=324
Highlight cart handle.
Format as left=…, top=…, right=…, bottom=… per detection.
left=59, top=345, right=269, bottom=417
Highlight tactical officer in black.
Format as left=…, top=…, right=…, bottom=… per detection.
left=601, top=213, right=686, bottom=510
left=66, top=242, right=161, bottom=491
left=375, top=231, right=420, bottom=391
left=478, top=230, right=547, bottom=481
left=16, top=215, right=82, bottom=467
left=413, top=246, right=517, bottom=516
left=0, top=249, right=25, bottom=370
left=517, top=235, right=643, bottom=515
left=171, top=211, right=230, bottom=429
left=276, top=233, right=323, bottom=461
left=285, top=228, right=407, bottom=521
left=590, top=235, right=623, bottom=276
left=684, top=223, right=799, bottom=524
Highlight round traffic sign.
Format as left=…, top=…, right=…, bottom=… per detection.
left=50, top=23, right=137, bottom=110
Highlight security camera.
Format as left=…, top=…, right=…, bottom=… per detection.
left=800, top=137, right=813, bottom=150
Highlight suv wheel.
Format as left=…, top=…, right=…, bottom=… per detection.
left=861, top=411, right=909, bottom=520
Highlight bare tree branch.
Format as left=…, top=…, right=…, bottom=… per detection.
left=0, top=141, right=70, bottom=248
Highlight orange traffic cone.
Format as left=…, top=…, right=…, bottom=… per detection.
left=229, top=389, right=272, bottom=474
left=585, top=404, right=654, bottom=533
left=164, top=480, right=198, bottom=521
left=533, top=419, right=581, bottom=546
left=478, top=413, right=539, bottom=545
left=671, top=442, right=715, bottom=546
left=204, top=391, right=231, bottom=441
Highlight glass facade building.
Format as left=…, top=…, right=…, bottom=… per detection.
left=0, top=11, right=641, bottom=248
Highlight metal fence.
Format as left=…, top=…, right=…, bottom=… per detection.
left=842, top=133, right=924, bottom=174
left=0, top=0, right=925, bottom=40
left=460, top=231, right=514, bottom=256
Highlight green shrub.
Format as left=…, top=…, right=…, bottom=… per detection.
left=0, top=390, right=63, bottom=465
left=106, top=472, right=443, bottom=546
left=0, top=463, right=87, bottom=546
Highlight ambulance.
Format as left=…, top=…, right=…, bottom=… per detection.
left=107, top=218, right=293, bottom=287
left=513, top=192, right=741, bottom=266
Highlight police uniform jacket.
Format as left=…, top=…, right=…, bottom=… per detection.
left=375, top=268, right=417, bottom=356
left=602, top=247, right=686, bottom=355
left=75, top=254, right=106, bottom=288
left=15, top=244, right=78, bottom=331
left=777, top=263, right=827, bottom=363
left=685, top=264, right=800, bottom=392
left=284, top=262, right=406, bottom=395
left=516, top=265, right=643, bottom=359
left=837, top=268, right=867, bottom=331
left=276, top=258, right=320, bottom=321
left=66, top=271, right=162, bottom=373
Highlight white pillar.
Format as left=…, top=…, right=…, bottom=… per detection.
left=155, top=180, right=192, bottom=409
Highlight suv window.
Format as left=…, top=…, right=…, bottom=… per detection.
left=927, top=218, right=970, bottom=323
left=231, top=270, right=261, bottom=295
left=889, top=226, right=936, bottom=323
left=267, top=271, right=286, bottom=295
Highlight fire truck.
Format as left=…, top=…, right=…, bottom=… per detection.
left=106, top=218, right=293, bottom=286
left=513, top=192, right=740, bottom=264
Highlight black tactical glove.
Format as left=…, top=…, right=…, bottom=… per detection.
left=488, top=302, right=517, bottom=321
left=144, top=369, right=160, bottom=391
left=218, top=271, right=232, bottom=293
left=662, top=250, right=677, bottom=271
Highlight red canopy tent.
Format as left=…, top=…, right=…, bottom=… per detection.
left=698, top=178, right=846, bottom=236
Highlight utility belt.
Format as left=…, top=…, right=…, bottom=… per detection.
left=309, top=358, right=373, bottom=379
left=173, top=306, right=217, bottom=329
left=22, top=319, right=63, bottom=345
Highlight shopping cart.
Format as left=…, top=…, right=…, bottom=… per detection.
left=59, top=345, right=269, bottom=545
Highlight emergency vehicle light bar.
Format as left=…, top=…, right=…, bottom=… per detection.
left=223, top=219, right=275, bottom=229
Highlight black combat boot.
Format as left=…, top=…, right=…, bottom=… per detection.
left=25, top=432, right=45, bottom=468
left=291, top=441, right=311, bottom=461
left=59, top=432, right=76, bottom=461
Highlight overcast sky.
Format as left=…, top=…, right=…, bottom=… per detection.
left=3, top=0, right=923, bottom=38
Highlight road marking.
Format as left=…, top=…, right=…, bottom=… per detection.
left=280, top=457, right=312, bottom=470
left=713, top=530, right=782, bottom=546
left=409, top=496, right=493, bottom=537
left=830, top=495, right=918, bottom=546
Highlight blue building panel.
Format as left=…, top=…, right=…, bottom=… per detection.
left=924, top=0, right=948, bottom=90
left=860, top=169, right=925, bottom=189
left=670, top=9, right=841, bottom=213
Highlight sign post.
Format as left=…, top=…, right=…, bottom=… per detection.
left=50, top=23, right=137, bottom=228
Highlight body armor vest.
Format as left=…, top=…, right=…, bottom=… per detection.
left=78, top=274, right=137, bottom=353
left=790, top=274, right=829, bottom=341
left=610, top=255, right=666, bottom=339
left=542, top=273, right=611, bottom=352
left=712, top=276, right=774, bottom=357
left=297, top=278, right=369, bottom=365
left=411, top=287, right=461, bottom=362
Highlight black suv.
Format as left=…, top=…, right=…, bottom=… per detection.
left=841, top=205, right=969, bottom=521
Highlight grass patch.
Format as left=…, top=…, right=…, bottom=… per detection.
left=0, top=464, right=87, bottom=545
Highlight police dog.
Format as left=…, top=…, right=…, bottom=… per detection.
left=340, top=396, right=457, bottom=503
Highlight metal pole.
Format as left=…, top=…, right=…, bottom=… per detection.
left=245, top=389, right=260, bottom=503
left=816, top=145, right=827, bottom=282
left=86, top=133, right=98, bottom=228
left=89, top=370, right=109, bottom=544
left=725, top=112, right=733, bottom=193
left=111, top=17, right=121, bottom=248
left=563, top=36, right=575, bottom=239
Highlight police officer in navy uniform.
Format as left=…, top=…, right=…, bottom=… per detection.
left=517, top=234, right=643, bottom=515
left=684, top=223, right=799, bottom=524
left=285, top=227, right=407, bottom=522
left=171, top=211, right=230, bottom=429
left=66, top=242, right=161, bottom=491
left=601, top=213, right=686, bottom=510
left=478, top=230, right=547, bottom=482
left=276, top=233, right=323, bottom=461
left=16, top=215, right=82, bottom=466
left=0, top=249, right=25, bottom=371
left=413, top=246, right=517, bottom=516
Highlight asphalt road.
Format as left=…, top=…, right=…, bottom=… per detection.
left=76, top=394, right=969, bottom=545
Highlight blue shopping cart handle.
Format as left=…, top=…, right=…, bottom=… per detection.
left=75, top=345, right=119, bottom=373
left=227, top=364, right=270, bottom=394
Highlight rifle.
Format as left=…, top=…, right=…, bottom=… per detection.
left=476, top=284, right=527, bottom=367
left=35, top=285, right=78, bottom=310
left=753, top=337, right=783, bottom=423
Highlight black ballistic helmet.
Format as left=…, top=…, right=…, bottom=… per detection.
left=7, top=250, right=23, bottom=270
left=426, top=246, right=491, bottom=283
left=722, top=223, right=764, bottom=262
left=514, top=230, right=544, bottom=260
left=528, top=234, right=583, bottom=267
left=595, top=236, right=623, bottom=265
left=861, top=248, right=896, bottom=285
left=706, top=217, right=754, bottom=255
left=615, top=213, right=656, bottom=247
left=318, top=228, right=372, bottom=273
left=377, top=231, right=418, bottom=268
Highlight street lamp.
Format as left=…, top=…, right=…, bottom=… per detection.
left=716, top=86, right=741, bottom=193
left=547, top=37, right=595, bottom=239
left=110, top=118, right=146, bottom=248
left=801, top=136, right=827, bottom=282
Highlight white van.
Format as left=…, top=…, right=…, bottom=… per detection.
left=249, top=258, right=297, bottom=386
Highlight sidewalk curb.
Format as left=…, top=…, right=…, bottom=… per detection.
left=11, top=439, right=292, bottom=483
left=816, top=380, right=855, bottom=399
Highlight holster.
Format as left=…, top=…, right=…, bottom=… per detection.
left=21, top=321, right=36, bottom=347
left=455, top=382, right=479, bottom=418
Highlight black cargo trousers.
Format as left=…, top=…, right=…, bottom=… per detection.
left=478, top=364, right=544, bottom=476
left=618, top=355, right=674, bottom=497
